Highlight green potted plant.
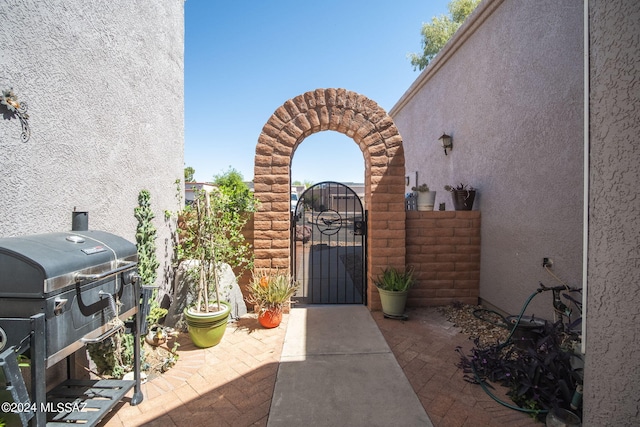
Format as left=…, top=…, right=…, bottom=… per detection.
left=246, top=269, right=298, bottom=328
left=374, top=266, right=415, bottom=318
left=175, top=169, right=256, bottom=347
left=177, top=189, right=232, bottom=348
left=444, top=183, right=476, bottom=211
left=411, top=183, right=436, bottom=211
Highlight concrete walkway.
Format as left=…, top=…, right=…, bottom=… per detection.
left=267, top=306, right=432, bottom=427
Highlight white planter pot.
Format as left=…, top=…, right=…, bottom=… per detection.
left=416, top=191, right=436, bottom=211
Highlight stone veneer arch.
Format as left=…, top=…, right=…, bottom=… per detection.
left=253, top=88, right=406, bottom=310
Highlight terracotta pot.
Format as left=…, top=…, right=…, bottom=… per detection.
left=258, top=309, right=282, bottom=328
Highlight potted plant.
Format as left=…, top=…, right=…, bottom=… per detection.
left=374, top=266, right=415, bottom=318
left=247, top=269, right=298, bottom=328
left=174, top=170, right=257, bottom=347
left=444, top=183, right=476, bottom=210
left=177, top=189, right=232, bottom=347
left=411, top=183, right=436, bottom=211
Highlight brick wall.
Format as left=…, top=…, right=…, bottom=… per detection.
left=253, top=88, right=407, bottom=311
left=405, top=211, right=480, bottom=306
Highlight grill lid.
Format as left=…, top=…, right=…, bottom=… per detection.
left=0, top=230, right=137, bottom=297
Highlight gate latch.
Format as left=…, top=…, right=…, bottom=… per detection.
left=354, top=220, right=366, bottom=236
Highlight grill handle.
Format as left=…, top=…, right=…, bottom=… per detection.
left=74, top=262, right=137, bottom=285
left=80, top=323, right=124, bottom=344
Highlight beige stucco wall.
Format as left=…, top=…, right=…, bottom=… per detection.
left=390, top=0, right=584, bottom=319
left=0, top=1, right=184, bottom=298
left=585, top=0, right=640, bottom=424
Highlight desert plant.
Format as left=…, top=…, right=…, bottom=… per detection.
left=246, top=269, right=298, bottom=315
left=411, top=183, right=430, bottom=192
left=374, top=266, right=415, bottom=292
left=87, top=190, right=168, bottom=378
left=444, top=183, right=474, bottom=192
left=135, top=190, right=160, bottom=287
left=134, top=189, right=167, bottom=328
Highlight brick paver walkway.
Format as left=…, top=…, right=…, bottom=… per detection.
left=100, top=315, right=288, bottom=426
left=100, top=308, right=540, bottom=427
left=372, top=308, right=539, bottom=427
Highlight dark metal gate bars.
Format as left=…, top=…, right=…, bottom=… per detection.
left=291, top=182, right=366, bottom=305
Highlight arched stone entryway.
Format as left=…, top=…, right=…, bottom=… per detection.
left=253, top=88, right=406, bottom=310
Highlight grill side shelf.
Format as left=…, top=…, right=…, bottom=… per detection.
left=46, top=379, right=135, bottom=426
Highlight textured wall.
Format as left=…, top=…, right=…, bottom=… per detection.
left=391, top=0, right=584, bottom=319
left=585, top=0, right=640, bottom=424
left=0, top=1, right=184, bottom=297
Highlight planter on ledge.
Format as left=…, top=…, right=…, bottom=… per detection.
left=416, top=191, right=437, bottom=211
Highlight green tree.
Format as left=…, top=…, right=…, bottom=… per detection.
left=176, top=169, right=258, bottom=312
left=213, top=167, right=255, bottom=213
left=409, top=0, right=480, bottom=71
left=184, top=166, right=195, bottom=182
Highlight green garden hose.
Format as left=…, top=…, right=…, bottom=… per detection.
left=471, top=288, right=550, bottom=415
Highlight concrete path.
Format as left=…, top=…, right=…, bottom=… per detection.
left=267, top=305, right=433, bottom=427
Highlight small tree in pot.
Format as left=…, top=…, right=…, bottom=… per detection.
left=176, top=176, right=256, bottom=348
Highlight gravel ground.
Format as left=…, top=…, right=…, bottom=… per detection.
left=437, top=303, right=511, bottom=346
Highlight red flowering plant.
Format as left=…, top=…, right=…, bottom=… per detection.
left=246, top=269, right=298, bottom=315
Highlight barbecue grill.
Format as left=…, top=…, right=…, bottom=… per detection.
left=0, top=230, right=144, bottom=426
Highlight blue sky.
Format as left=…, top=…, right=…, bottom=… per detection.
left=184, top=0, right=450, bottom=184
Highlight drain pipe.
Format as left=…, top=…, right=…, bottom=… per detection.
left=581, top=0, right=589, bottom=355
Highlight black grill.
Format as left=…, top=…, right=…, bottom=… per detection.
left=0, top=230, right=144, bottom=426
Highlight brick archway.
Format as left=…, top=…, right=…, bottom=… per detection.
left=253, top=88, right=405, bottom=310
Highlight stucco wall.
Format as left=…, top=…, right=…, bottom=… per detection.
left=0, top=1, right=184, bottom=297
left=585, top=0, right=640, bottom=424
left=390, top=0, right=584, bottom=318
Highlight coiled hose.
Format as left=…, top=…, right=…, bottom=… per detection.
left=470, top=289, right=549, bottom=415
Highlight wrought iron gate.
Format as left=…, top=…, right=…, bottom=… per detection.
left=291, top=181, right=366, bottom=305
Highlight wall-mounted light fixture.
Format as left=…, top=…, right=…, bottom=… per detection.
left=439, top=133, right=452, bottom=155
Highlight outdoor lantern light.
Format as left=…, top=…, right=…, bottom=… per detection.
left=439, top=133, right=452, bottom=155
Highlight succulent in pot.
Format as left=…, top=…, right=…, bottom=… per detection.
left=411, top=183, right=430, bottom=192
left=411, top=183, right=436, bottom=211
left=374, top=266, right=415, bottom=318
left=444, top=183, right=477, bottom=211
left=247, top=269, right=298, bottom=328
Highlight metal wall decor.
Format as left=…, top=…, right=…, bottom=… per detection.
left=1, top=88, right=30, bottom=142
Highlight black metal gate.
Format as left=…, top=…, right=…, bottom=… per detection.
left=291, top=181, right=366, bottom=305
